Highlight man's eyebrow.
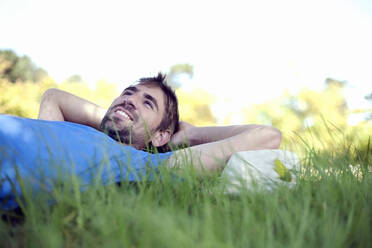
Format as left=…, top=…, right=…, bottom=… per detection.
left=123, top=86, right=139, bottom=93
left=144, top=93, right=159, bottom=112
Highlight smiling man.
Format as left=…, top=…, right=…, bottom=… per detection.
left=1, top=73, right=281, bottom=209
left=99, top=79, right=179, bottom=150
left=38, top=72, right=282, bottom=171
left=100, top=84, right=164, bottom=148
left=38, top=73, right=180, bottom=152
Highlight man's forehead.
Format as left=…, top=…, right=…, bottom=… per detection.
left=122, top=84, right=166, bottom=108
left=123, top=83, right=162, bottom=95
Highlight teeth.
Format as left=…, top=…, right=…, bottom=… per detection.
left=117, top=110, right=130, bottom=120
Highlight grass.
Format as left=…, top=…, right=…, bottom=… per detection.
left=1, top=138, right=372, bottom=248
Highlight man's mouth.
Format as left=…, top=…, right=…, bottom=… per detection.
left=112, top=107, right=134, bottom=122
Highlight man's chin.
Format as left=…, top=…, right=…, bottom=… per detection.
left=101, top=123, right=131, bottom=144
left=106, top=129, right=130, bottom=144
left=104, top=120, right=127, bottom=131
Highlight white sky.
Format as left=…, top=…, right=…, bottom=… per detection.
left=1, top=0, right=372, bottom=122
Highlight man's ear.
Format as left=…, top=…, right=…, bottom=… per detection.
left=151, top=129, right=171, bottom=147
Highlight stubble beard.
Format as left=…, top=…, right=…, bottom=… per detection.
left=100, top=115, right=132, bottom=145
left=100, top=102, right=157, bottom=150
left=100, top=104, right=148, bottom=149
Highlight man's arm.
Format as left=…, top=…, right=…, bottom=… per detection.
left=38, top=88, right=107, bottom=130
left=168, top=123, right=282, bottom=172
left=171, top=121, right=276, bottom=147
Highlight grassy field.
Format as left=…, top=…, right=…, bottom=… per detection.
left=1, top=139, right=371, bottom=248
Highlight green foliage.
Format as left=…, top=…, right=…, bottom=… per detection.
left=0, top=49, right=48, bottom=83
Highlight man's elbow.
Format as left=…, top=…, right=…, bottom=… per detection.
left=263, top=126, right=282, bottom=149
left=38, top=88, right=62, bottom=121
left=40, top=88, right=59, bottom=107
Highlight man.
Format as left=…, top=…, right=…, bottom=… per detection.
left=38, top=72, right=282, bottom=172
left=38, top=73, right=180, bottom=153
left=0, top=73, right=281, bottom=210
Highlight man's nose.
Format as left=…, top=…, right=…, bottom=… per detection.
left=124, top=94, right=138, bottom=110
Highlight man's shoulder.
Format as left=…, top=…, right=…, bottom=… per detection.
left=0, top=114, right=106, bottom=143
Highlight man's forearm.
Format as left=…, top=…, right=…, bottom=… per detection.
left=172, top=122, right=271, bottom=146
left=168, top=125, right=282, bottom=172
left=179, top=124, right=271, bottom=146
left=38, top=88, right=107, bottom=130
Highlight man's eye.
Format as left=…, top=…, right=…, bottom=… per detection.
left=122, top=91, right=132, bottom=96
left=144, top=101, right=153, bottom=109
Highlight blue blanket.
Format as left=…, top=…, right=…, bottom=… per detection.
left=0, top=114, right=173, bottom=210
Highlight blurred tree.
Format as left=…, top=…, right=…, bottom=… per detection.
left=325, top=77, right=347, bottom=87
left=0, top=50, right=17, bottom=76
left=242, top=78, right=349, bottom=149
left=168, top=64, right=216, bottom=125
left=177, top=88, right=217, bottom=126
left=242, top=95, right=303, bottom=142
left=0, top=49, right=48, bottom=82
left=0, top=77, right=57, bottom=118
left=167, top=64, right=193, bottom=89
left=65, top=74, right=83, bottom=83
left=0, top=78, right=117, bottom=118
left=365, top=93, right=372, bottom=101
left=296, top=78, right=348, bottom=128
left=59, top=79, right=117, bottom=109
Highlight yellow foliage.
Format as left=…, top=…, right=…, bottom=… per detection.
left=1, top=76, right=370, bottom=155
left=176, top=89, right=217, bottom=126
left=241, top=84, right=371, bottom=153
left=298, top=84, right=347, bottom=128
left=58, top=79, right=117, bottom=109
left=0, top=78, right=118, bottom=119
left=274, top=159, right=292, bottom=182
left=0, top=77, right=57, bottom=118
left=0, top=77, right=217, bottom=127
left=243, top=97, right=303, bottom=137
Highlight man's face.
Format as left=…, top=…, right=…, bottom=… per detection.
left=100, top=84, right=167, bottom=149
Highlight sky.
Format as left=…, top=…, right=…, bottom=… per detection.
left=1, top=0, right=372, bottom=123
